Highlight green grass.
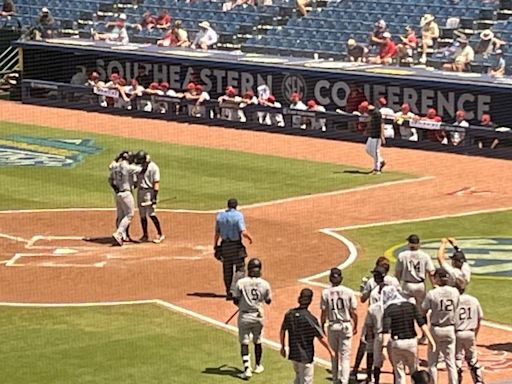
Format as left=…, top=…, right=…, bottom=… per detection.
left=0, top=304, right=329, bottom=384
left=0, top=121, right=410, bottom=210
left=322, top=210, right=512, bottom=325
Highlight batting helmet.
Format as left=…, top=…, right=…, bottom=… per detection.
left=247, top=258, right=262, bottom=277
left=134, top=150, right=148, bottom=165
left=329, top=267, right=343, bottom=286
left=116, top=150, right=131, bottom=162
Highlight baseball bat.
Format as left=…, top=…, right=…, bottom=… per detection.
left=225, top=309, right=239, bottom=324
left=447, top=238, right=460, bottom=252
left=140, top=196, right=177, bottom=206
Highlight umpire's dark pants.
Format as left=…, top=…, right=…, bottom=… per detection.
left=220, top=240, right=246, bottom=296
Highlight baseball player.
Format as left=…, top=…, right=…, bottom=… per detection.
left=134, top=150, right=165, bottom=244
left=321, top=268, right=358, bottom=384
left=437, top=238, right=471, bottom=286
left=233, top=258, right=271, bottom=380
left=422, top=268, right=461, bottom=384
left=382, top=285, right=436, bottom=384
left=109, top=150, right=135, bottom=242
left=395, top=234, right=436, bottom=344
left=454, top=278, right=484, bottom=384
left=365, top=104, right=386, bottom=174
left=214, top=198, right=253, bottom=300
left=109, top=151, right=141, bottom=246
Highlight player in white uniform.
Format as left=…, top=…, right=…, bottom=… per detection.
left=233, top=258, right=272, bottom=380
left=395, top=234, right=436, bottom=343
left=437, top=238, right=471, bottom=286
left=321, top=268, right=358, bottom=384
left=454, top=278, right=484, bottom=384
left=134, top=151, right=164, bottom=244
left=422, top=268, right=460, bottom=384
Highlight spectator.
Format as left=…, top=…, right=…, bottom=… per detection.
left=157, top=20, right=189, bottom=47
left=1, top=0, right=15, bottom=17
left=377, top=97, right=396, bottom=139
left=422, top=108, right=446, bottom=144
left=370, top=19, right=387, bottom=45
left=489, top=49, right=506, bottom=77
left=191, top=21, right=218, bottom=50
left=223, top=0, right=237, bottom=12
left=442, top=37, right=474, bottom=72
left=296, top=0, right=310, bottom=17
left=450, top=109, right=468, bottom=146
left=218, top=86, right=242, bottom=121
left=289, top=92, right=307, bottom=129
left=347, top=39, right=368, bottom=63
left=475, top=29, right=504, bottom=57
left=136, top=10, right=156, bottom=31
left=420, top=14, right=439, bottom=64
left=94, top=14, right=129, bottom=45
left=34, top=7, right=55, bottom=39
left=259, top=95, right=284, bottom=127
left=306, top=99, right=326, bottom=131
left=368, top=32, right=397, bottom=65
left=395, top=103, right=418, bottom=141
left=155, top=9, right=172, bottom=30
left=184, top=83, right=211, bottom=118
left=397, top=26, right=418, bottom=63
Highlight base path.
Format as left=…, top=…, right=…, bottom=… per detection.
left=1, top=101, right=512, bottom=384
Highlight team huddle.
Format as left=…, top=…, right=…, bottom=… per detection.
left=215, top=202, right=483, bottom=384
left=108, top=150, right=165, bottom=246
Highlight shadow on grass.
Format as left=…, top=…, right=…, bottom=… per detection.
left=187, top=292, right=227, bottom=299
left=333, top=169, right=373, bottom=175
left=202, top=364, right=244, bottom=379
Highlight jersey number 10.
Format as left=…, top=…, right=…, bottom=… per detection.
left=330, top=297, right=345, bottom=313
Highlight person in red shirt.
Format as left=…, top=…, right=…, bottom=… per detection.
left=369, top=32, right=397, bottom=64
left=345, top=84, right=367, bottom=113
left=397, top=26, right=418, bottom=63
left=155, top=9, right=172, bottom=29
left=136, top=10, right=156, bottom=31
left=422, top=108, right=446, bottom=143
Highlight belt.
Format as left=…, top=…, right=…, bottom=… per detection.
left=404, top=280, right=424, bottom=284
left=432, top=324, right=455, bottom=328
left=456, top=329, right=475, bottom=333
left=329, top=320, right=351, bottom=325
left=222, top=239, right=242, bottom=243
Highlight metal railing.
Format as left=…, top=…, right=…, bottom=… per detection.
left=0, top=46, right=20, bottom=76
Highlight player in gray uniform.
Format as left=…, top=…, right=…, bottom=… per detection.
left=109, top=152, right=141, bottom=246
left=395, top=234, right=436, bottom=343
left=321, top=268, right=358, bottom=384
left=422, top=268, right=460, bottom=384
left=454, top=278, right=484, bottom=384
left=233, top=258, right=272, bottom=380
left=134, top=150, right=165, bottom=244
left=437, top=238, right=471, bottom=287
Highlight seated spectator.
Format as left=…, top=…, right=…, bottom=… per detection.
left=223, top=0, right=238, bottom=12
left=369, top=19, right=387, bottom=46
left=368, top=32, right=397, bottom=65
left=234, top=0, right=257, bottom=10
left=155, top=9, right=172, bottom=30
left=184, top=83, right=211, bottom=118
left=136, top=10, right=156, bottom=31
left=489, top=49, right=506, bottom=78
left=420, top=14, right=439, bottom=64
left=35, top=8, right=55, bottom=39
left=157, top=20, right=190, bottom=47
left=191, top=21, right=218, bottom=50
left=395, top=103, right=417, bottom=141
left=347, top=39, right=368, bottom=63
left=289, top=92, right=307, bottom=129
left=475, top=30, right=504, bottom=57
left=306, top=99, right=326, bottom=131
left=1, top=0, right=15, bottom=17
left=218, top=86, right=242, bottom=121
left=377, top=97, right=396, bottom=138
left=451, top=109, right=468, bottom=145
left=422, top=108, right=446, bottom=143
left=94, top=14, right=129, bottom=45
left=442, top=37, right=474, bottom=72
left=259, top=95, right=284, bottom=126
left=397, top=26, right=418, bottom=63
left=296, top=0, right=310, bottom=17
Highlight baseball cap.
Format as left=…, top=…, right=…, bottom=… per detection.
left=407, top=234, right=420, bottom=244
left=195, top=84, right=204, bottom=92
left=435, top=268, right=450, bottom=280
left=110, top=73, right=120, bottom=81
left=149, top=82, right=159, bottom=90
left=450, top=250, right=466, bottom=262
left=226, top=86, right=236, bottom=96
left=372, top=265, right=387, bottom=276
left=227, top=198, right=238, bottom=209
left=267, top=95, right=276, bottom=103
left=347, top=38, right=356, bottom=47
left=330, top=267, right=342, bottom=279
left=307, top=99, right=317, bottom=108
left=160, top=82, right=170, bottom=90
left=298, top=288, right=314, bottom=304
left=290, top=92, right=301, bottom=100
left=244, top=90, right=254, bottom=98
left=186, top=82, right=196, bottom=90
left=383, top=32, right=391, bottom=39
left=41, top=7, right=49, bottom=13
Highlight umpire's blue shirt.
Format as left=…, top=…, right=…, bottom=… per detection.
left=216, top=208, right=246, bottom=241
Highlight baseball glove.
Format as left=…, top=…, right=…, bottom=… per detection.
left=214, top=245, right=222, bottom=261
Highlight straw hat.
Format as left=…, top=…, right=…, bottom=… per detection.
left=421, top=14, right=435, bottom=27
left=480, top=29, right=494, bottom=41
left=198, top=21, right=210, bottom=29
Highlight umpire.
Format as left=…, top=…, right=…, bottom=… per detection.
left=214, top=198, right=253, bottom=300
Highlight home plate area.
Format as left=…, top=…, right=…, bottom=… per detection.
left=2, top=235, right=212, bottom=268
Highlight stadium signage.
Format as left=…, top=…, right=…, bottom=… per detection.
left=388, top=237, right=512, bottom=279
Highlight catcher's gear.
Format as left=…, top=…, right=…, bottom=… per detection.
left=247, top=257, right=262, bottom=277
left=134, top=150, right=148, bottom=165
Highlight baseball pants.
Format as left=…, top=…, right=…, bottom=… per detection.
left=372, top=334, right=384, bottom=369
left=138, top=188, right=156, bottom=217
left=456, top=330, right=484, bottom=384
left=390, top=338, right=418, bottom=384
left=115, top=191, right=135, bottom=238
left=238, top=314, right=264, bottom=345
left=365, top=137, right=383, bottom=171
left=402, top=282, right=427, bottom=314
left=328, top=322, right=353, bottom=384
left=293, top=361, right=314, bottom=384
left=429, top=326, right=458, bottom=384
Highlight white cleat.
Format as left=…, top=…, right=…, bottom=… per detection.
left=240, top=368, right=252, bottom=380
left=153, top=235, right=166, bottom=244
left=253, top=365, right=264, bottom=374
left=112, top=233, right=123, bottom=246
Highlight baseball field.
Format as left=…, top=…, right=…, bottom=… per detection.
left=1, top=101, right=511, bottom=384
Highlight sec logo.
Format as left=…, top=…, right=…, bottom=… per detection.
left=281, top=74, right=307, bottom=101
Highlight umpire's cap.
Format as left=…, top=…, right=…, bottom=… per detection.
left=227, top=198, right=238, bottom=209
left=450, top=250, right=466, bottom=262
left=407, top=234, right=420, bottom=244
left=298, top=288, right=313, bottom=305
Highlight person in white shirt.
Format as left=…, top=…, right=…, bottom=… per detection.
left=437, top=238, right=471, bottom=287
left=377, top=97, right=396, bottom=139
left=259, top=95, right=284, bottom=126
left=223, top=0, right=237, bottom=12
left=395, top=103, right=418, bottom=141
left=238, top=90, right=257, bottom=122
left=184, top=83, right=211, bottom=117
left=218, top=86, right=242, bottom=121
left=289, top=92, right=307, bottom=129
left=94, top=15, right=129, bottom=45
left=451, top=110, right=468, bottom=146
left=124, top=79, right=145, bottom=110
left=191, top=21, right=218, bottom=50
left=307, top=99, right=326, bottom=131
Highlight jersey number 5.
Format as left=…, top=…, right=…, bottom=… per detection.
left=251, top=288, right=260, bottom=301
